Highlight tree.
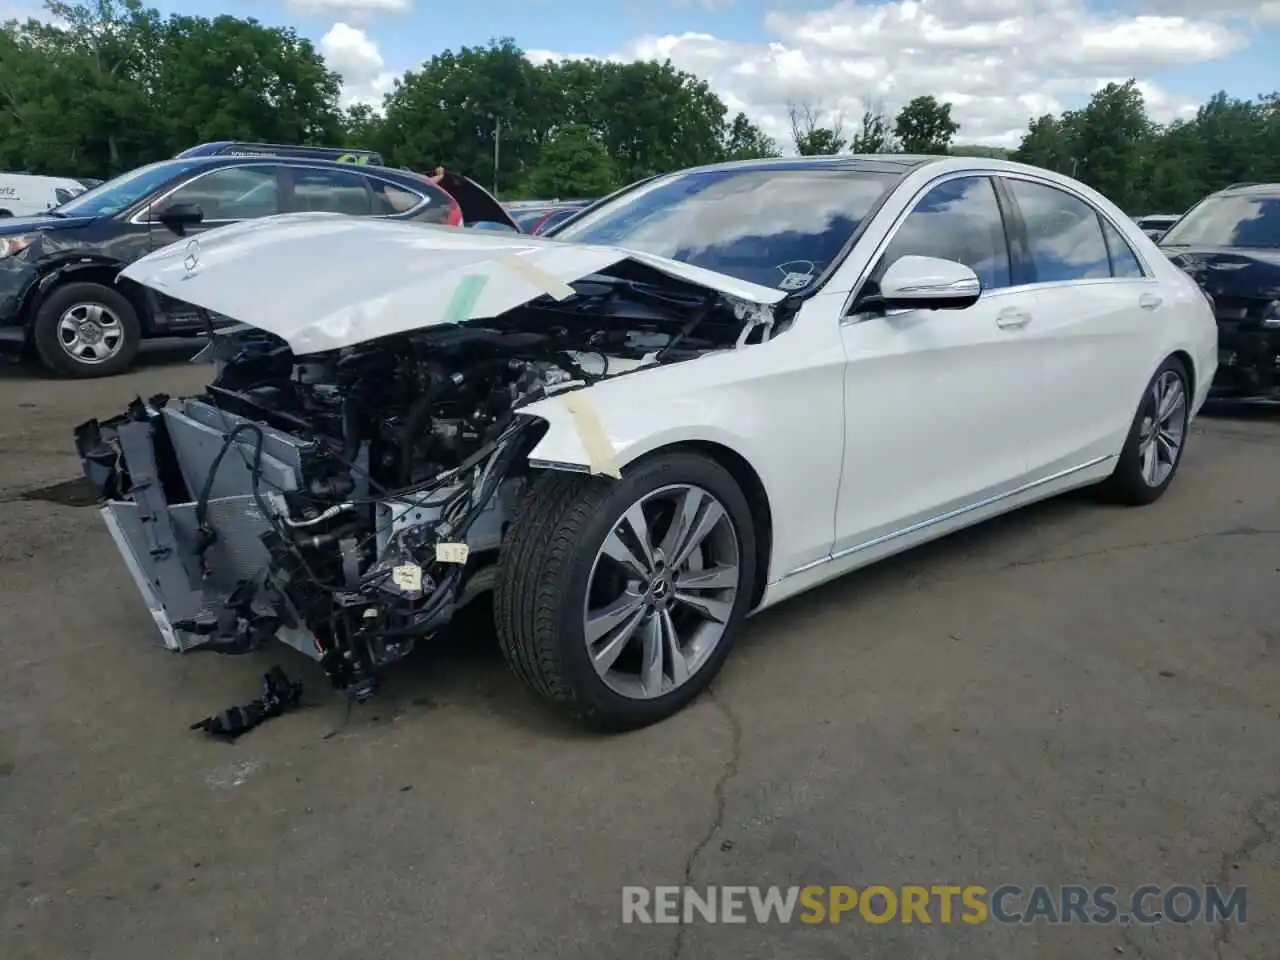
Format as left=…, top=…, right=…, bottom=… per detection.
left=1012, top=113, right=1075, bottom=173
left=522, top=123, right=618, bottom=198
left=893, top=95, right=960, bottom=154
left=380, top=38, right=550, bottom=194
left=1066, top=80, right=1152, bottom=212
left=723, top=111, right=779, bottom=160
left=1, top=0, right=1278, bottom=221
left=341, top=103, right=384, bottom=152
left=788, top=101, right=846, bottom=155
left=849, top=103, right=894, bottom=153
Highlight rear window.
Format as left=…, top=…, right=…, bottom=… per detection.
left=1160, top=195, right=1280, bottom=249
left=553, top=167, right=899, bottom=290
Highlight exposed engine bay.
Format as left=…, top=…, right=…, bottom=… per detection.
left=75, top=277, right=787, bottom=700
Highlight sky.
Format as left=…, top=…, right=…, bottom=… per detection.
left=9, top=0, right=1280, bottom=148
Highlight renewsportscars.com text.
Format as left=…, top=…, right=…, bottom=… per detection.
left=621, top=884, right=1247, bottom=926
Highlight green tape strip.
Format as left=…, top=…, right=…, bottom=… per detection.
left=441, top=274, right=487, bottom=324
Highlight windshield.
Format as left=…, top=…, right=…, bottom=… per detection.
left=1160, top=195, right=1280, bottom=249
left=53, top=160, right=205, bottom=217
left=551, top=167, right=898, bottom=290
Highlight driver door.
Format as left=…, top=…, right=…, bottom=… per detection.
left=833, top=174, right=1039, bottom=554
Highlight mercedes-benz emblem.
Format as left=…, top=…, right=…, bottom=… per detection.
left=183, top=238, right=200, bottom=274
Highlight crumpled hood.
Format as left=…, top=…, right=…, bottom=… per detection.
left=1162, top=246, right=1280, bottom=301
left=117, top=212, right=786, bottom=355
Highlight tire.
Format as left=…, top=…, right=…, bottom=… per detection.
left=494, top=451, right=758, bottom=730
left=0, top=210, right=12, bottom=218
left=1097, top=355, right=1191, bottom=505
left=32, top=281, right=141, bottom=378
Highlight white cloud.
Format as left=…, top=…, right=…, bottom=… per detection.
left=287, top=0, right=412, bottom=13
left=319, top=22, right=399, bottom=109
left=534, top=0, right=1252, bottom=149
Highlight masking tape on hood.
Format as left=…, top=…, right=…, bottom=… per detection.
left=560, top=392, right=622, bottom=479
left=441, top=274, right=487, bottom=324
left=500, top=255, right=575, bottom=301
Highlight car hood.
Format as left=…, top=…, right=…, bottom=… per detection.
left=0, top=213, right=96, bottom=234
left=118, top=212, right=787, bottom=355
left=1161, top=246, right=1280, bottom=301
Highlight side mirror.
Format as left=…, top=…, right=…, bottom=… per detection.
left=878, top=255, right=981, bottom=311
left=153, top=201, right=204, bottom=229
left=468, top=220, right=518, bottom=232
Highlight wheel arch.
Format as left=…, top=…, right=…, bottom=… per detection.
left=631, top=439, right=774, bottom=612
left=524, top=414, right=776, bottom=612
left=1169, top=348, right=1195, bottom=404
left=23, top=259, right=151, bottom=332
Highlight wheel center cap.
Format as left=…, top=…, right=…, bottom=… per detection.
left=78, top=321, right=103, bottom=345
left=650, top=577, right=669, bottom=601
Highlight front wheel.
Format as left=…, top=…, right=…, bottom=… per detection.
left=494, top=452, right=757, bottom=730
left=31, top=281, right=142, bottom=378
left=1098, top=355, right=1191, bottom=505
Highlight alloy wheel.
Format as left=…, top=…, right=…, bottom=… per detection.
left=582, top=483, right=741, bottom=700
left=1137, top=369, right=1187, bottom=488
left=56, top=302, right=125, bottom=365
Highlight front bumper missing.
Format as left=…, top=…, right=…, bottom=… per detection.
left=82, top=397, right=325, bottom=658
left=1212, top=328, right=1280, bottom=402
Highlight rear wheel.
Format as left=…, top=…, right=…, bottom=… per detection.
left=494, top=452, right=757, bottom=730
left=32, top=281, right=141, bottom=378
left=1098, top=355, right=1190, bottom=505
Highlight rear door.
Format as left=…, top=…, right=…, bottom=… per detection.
left=998, top=174, right=1165, bottom=476
left=281, top=165, right=457, bottom=224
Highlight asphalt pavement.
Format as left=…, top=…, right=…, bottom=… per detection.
left=0, top=351, right=1277, bottom=959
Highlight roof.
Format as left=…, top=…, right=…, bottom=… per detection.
left=1215, top=182, right=1280, bottom=197
left=667, top=153, right=1090, bottom=182
left=155, top=153, right=430, bottom=183
left=681, top=154, right=941, bottom=176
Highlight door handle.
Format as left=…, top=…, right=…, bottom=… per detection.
left=995, top=307, right=1032, bottom=329
left=1139, top=292, right=1163, bottom=310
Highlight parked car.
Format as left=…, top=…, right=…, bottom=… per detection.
left=506, top=199, right=593, bottom=235
left=75, top=155, right=1216, bottom=729
left=1134, top=213, right=1181, bottom=241
left=0, top=155, right=515, bottom=377
left=1159, top=182, right=1280, bottom=402
left=175, top=141, right=385, bottom=166
left=0, top=173, right=88, bottom=218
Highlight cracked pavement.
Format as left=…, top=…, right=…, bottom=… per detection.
left=0, top=355, right=1277, bottom=960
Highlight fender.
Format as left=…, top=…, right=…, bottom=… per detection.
left=514, top=321, right=849, bottom=584
left=17, top=254, right=141, bottom=332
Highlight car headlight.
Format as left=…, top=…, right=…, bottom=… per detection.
left=0, top=235, right=35, bottom=259
left=1262, top=300, right=1280, bottom=328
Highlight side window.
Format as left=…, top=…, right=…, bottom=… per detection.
left=370, top=179, right=427, bottom=217
left=878, top=176, right=1012, bottom=291
left=290, top=167, right=374, bottom=216
left=1100, top=218, right=1145, bottom=278
left=1005, top=179, right=1110, bottom=282
left=162, top=166, right=280, bottom=221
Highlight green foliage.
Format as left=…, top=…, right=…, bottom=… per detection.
left=1013, top=82, right=1280, bottom=213
left=519, top=124, right=617, bottom=199
left=2, top=0, right=1276, bottom=217
left=788, top=102, right=846, bottom=156
left=893, top=95, right=960, bottom=154
left=0, top=0, right=342, bottom=177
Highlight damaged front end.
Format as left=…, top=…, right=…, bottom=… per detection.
left=75, top=224, right=789, bottom=699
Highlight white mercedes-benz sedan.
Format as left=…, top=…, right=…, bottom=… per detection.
left=77, top=154, right=1217, bottom=731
